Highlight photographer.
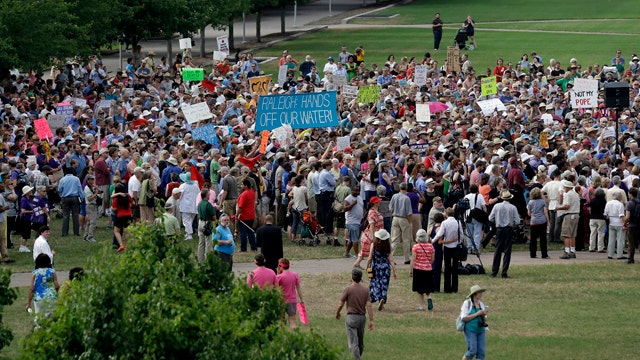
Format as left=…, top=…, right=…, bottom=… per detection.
left=460, top=285, right=488, bottom=360
left=83, top=175, right=101, bottom=243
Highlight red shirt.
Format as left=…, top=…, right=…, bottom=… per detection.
left=112, top=194, right=133, bottom=218
left=237, top=188, right=256, bottom=220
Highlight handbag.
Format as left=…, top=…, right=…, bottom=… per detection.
left=456, top=300, right=471, bottom=331
left=366, top=267, right=374, bottom=279
left=297, top=303, right=309, bottom=325
left=203, top=221, right=213, bottom=236
left=469, top=194, right=488, bottom=224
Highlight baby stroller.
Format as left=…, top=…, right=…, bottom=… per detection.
left=298, top=210, right=331, bottom=246
left=454, top=28, right=470, bottom=50
left=513, top=219, right=528, bottom=244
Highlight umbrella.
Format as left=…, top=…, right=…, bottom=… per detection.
left=428, top=102, right=449, bottom=113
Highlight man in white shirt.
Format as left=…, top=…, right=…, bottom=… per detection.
left=542, top=170, right=563, bottom=243
left=33, top=226, right=54, bottom=265
left=344, top=185, right=364, bottom=259
left=464, top=184, right=487, bottom=253
left=432, top=208, right=464, bottom=293
left=556, top=180, right=581, bottom=259
left=604, top=192, right=627, bottom=260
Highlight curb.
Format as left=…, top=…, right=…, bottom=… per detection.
left=341, top=3, right=398, bottom=24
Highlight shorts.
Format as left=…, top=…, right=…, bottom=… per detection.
left=346, top=224, right=361, bottom=243
left=560, top=215, right=579, bottom=238
left=286, top=302, right=297, bottom=316
left=80, top=203, right=87, bottom=216
left=115, top=216, right=132, bottom=229
left=335, top=212, right=346, bottom=229
left=308, top=195, right=317, bottom=213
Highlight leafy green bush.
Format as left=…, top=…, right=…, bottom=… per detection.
left=20, top=224, right=337, bottom=359
left=0, top=268, right=17, bottom=351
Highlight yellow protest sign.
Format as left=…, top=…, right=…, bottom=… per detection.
left=249, top=75, right=272, bottom=96
left=539, top=131, right=549, bottom=148
left=481, top=76, right=497, bottom=96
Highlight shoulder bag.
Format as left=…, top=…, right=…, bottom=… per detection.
left=456, top=220, right=468, bottom=262
left=456, top=299, right=471, bottom=331
left=469, top=194, right=488, bottom=224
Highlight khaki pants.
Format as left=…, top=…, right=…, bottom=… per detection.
left=84, top=204, right=98, bottom=240
left=197, top=219, right=212, bottom=262
left=140, top=205, right=155, bottom=225
left=0, top=220, right=8, bottom=260
left=410, top=213, right=422, bottom=242
left=223, top=199, right=237, bottom=233
left=390, top=216, right=412, bottom=262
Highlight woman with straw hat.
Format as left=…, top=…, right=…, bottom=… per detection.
left=366, top=229, right=397, bottom=311
left=460, top=285, right=488, bottom=360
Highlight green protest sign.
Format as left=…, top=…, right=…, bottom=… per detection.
left=357, top=85, right=381, bottom=104
left=182, top=68, right=204, bottom=82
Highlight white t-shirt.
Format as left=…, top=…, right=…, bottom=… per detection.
left=464, top=192, right=486, bottom=217
left=291, top=186, right=308, bottom=211
left=344, top=194, right=364, bottom=225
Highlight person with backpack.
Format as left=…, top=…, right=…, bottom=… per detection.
left=625, top=187, right=640, bottom=264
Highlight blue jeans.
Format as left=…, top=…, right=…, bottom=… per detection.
left=291, top=209, right=302, bottom=235
left=466, top=219, right=483, bottom=251
left=238, top=219, right=256, bottom=252
left=464, top=329, right=486, bottom=359
left=346, top=224, right=361, bottom=243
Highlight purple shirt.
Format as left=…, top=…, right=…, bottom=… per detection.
left=407, top=192, right=420, bottom=214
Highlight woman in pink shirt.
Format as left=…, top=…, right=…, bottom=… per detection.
left=247, top=254, right=276, bottom=289
left=410, top=229, right=435, bottom=311
left=276, top=258, right=304, bottom=328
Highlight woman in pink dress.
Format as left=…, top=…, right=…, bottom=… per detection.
left=353, top=196, right=384, bottom=269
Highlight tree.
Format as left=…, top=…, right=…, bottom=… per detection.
left=0, top=268, right=17, bottom=352
left=251, top=0, right=278, bottom=43
left=20, top=224, right=338, bottom=359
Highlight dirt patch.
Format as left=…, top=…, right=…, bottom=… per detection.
left=307, top=3, right=394, bottom=26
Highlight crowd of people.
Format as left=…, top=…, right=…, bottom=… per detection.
left=3, top=38, right=640, bottom=358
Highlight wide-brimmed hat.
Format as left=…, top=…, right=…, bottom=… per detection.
left=374, top=229, right=390, bottom=241
left=468, top=285, right=486, bottom=298
left=22, top=186, right=34, bottom=195
left=179, top=172, right=193, bottom=184
left=501, top=191, right=513, bottom=200
left=369, top=196, right=382, bottom=205
left=167, top=157, right=178, bottom=165
left=561, top=180, right=574, bottom=188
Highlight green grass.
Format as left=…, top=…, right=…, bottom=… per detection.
left=352, top=0, right=640, bottom=24
left=255, top=27, right=637, bottom=82
left=301, top=262, right=640, bottom=359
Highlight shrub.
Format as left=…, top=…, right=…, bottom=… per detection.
left=20, top=224, right=337, bottom=359
left=0, top=268, right=17, bottom=351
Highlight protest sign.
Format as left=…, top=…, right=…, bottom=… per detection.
left=477, top=98, right=506, bottom=115
left=414, top=65, right=427, bottom=87
left=332, top=74, right=347, bottom=87
left=213, top=51, right=227, bottom=62
left=182, top=68, right=204, bottom=82
left=97, top=100, right=112, bottom=109
left=48, top=115, right=65, bottom=129
left=446, top=46, right=461, bottom=73
left=256, top=92, right=340, bottom=131
left=410, top=143, right=429, bottom=155
left=179, top=38, right=192, bottom=50
left=415, top=103, right=431, bottom=122
left=34, top=118, right=53, bottom=139
left=278, top=65, right=289, bottom=87
left=217, top=35, right=229, bottom=53
left=125, top=88, right=134, bottom=97
left=337, top=136, right=350, bottom=151
left=342, top=85, right=358, bottom=99
left=56, top=102, right=74, bottom=124
left=272, top=125, right=294, bottom=147
left=539, top=131, right=549, bottom=148
left=218, top=125, right=230, bottom=137
left=602, top=127, right=615, bottom=139
left=357, top=85, right=380, bottom=104
left=570, top=78, right=598, bottom=109
left=181, top=102, right=212, bottom=124
left=249, top=75, right=272, bottom=96
left=481, top=76, right=497, bottom=96
left=191, top=124, right=217, bottom=145
left=259, top=130, right=270, bottom=153
left=73, top=98, right=87, bottom=107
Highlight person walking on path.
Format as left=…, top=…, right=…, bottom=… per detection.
left=257, top=214, right=283, bottom=273
left=336, top=268, right=374, bottom=360
left=410, top=229, right=435, bottom=311
left=527, top=188, right=549, bottom=259
left=432, top=208, right=463, bottom=293
left=432, top=13, right=444, bottom=51
left=366, top=229, right=397, bottom=311
left=390, top=182, right=413, bottom=264
left=488, top=191, right=520, bottom=278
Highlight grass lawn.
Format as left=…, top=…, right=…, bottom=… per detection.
left=2, top=262, right=638, bottom=358
left=351, top=0, right=640, bottom=24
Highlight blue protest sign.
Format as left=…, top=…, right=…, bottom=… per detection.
left=56, top=102, right=74, bottom=125
left=255, top=92, right=340, bottom=131
left=191, top=124, right=217, bottom=145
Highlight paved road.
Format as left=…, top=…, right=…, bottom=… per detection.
left=9, top=250, right=612, bottom=287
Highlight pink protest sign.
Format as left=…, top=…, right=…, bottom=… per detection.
left=34, top=118, right=53, bottom=139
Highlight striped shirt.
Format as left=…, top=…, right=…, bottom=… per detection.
left=412, top=243, right=434, bottom=271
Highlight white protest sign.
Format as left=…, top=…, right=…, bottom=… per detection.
left=602, top=126, right=615, bottom=139
left=337, top=136, right=351, bottom=151
left=191, top=85, right=200, bottom=96
left=272, top=125, right=294, bottom=147
left=73, top=98, right=87, bottom=107
left=477, top=98, right=507, bottom=116
left=125, top=88, right=134, bottom=97
left=414, top=65, right=427, bottom=87
left=570, top=78, right=598, bottom=109
left=213, top=51, right=227, bottom=62
left=217, top=126, right=230, bottom=137
left=342, top=85, right=358, bottom=99
left=278, top=65, right=289, bottom=88
left=97, top=100, right=112, bottom=109
left=181, top=102, right=213, bottom=124
left=314, top=87, right=325, bottom=93
left=332, top=74, right=347, bottom=87
left=415, top=103, right=431, bottom=122
left=216, top=35, right=229, bottom=53
left=48, top=114, right=66, bottom=129
left=179, top=38, right=192, bottom=50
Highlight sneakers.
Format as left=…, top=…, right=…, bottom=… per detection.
left=427, top=298, right=434, bottom=310
left=85, top=237, right=97, bottom=243
left=570, top=252, right=576, bottom=258
left=378, top=299, right=386, bottom=311
left=185, top=235, right=193, bottom=240
left=559, top=252, right=571, bottom=259
left=117, top=245, right=127, bottom=252
left=19, top=245, right=31, bottom=253
left=343, top=253, right=351, bottom=258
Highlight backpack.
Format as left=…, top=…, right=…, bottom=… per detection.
left=14, top=170, right=29, bottom=191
